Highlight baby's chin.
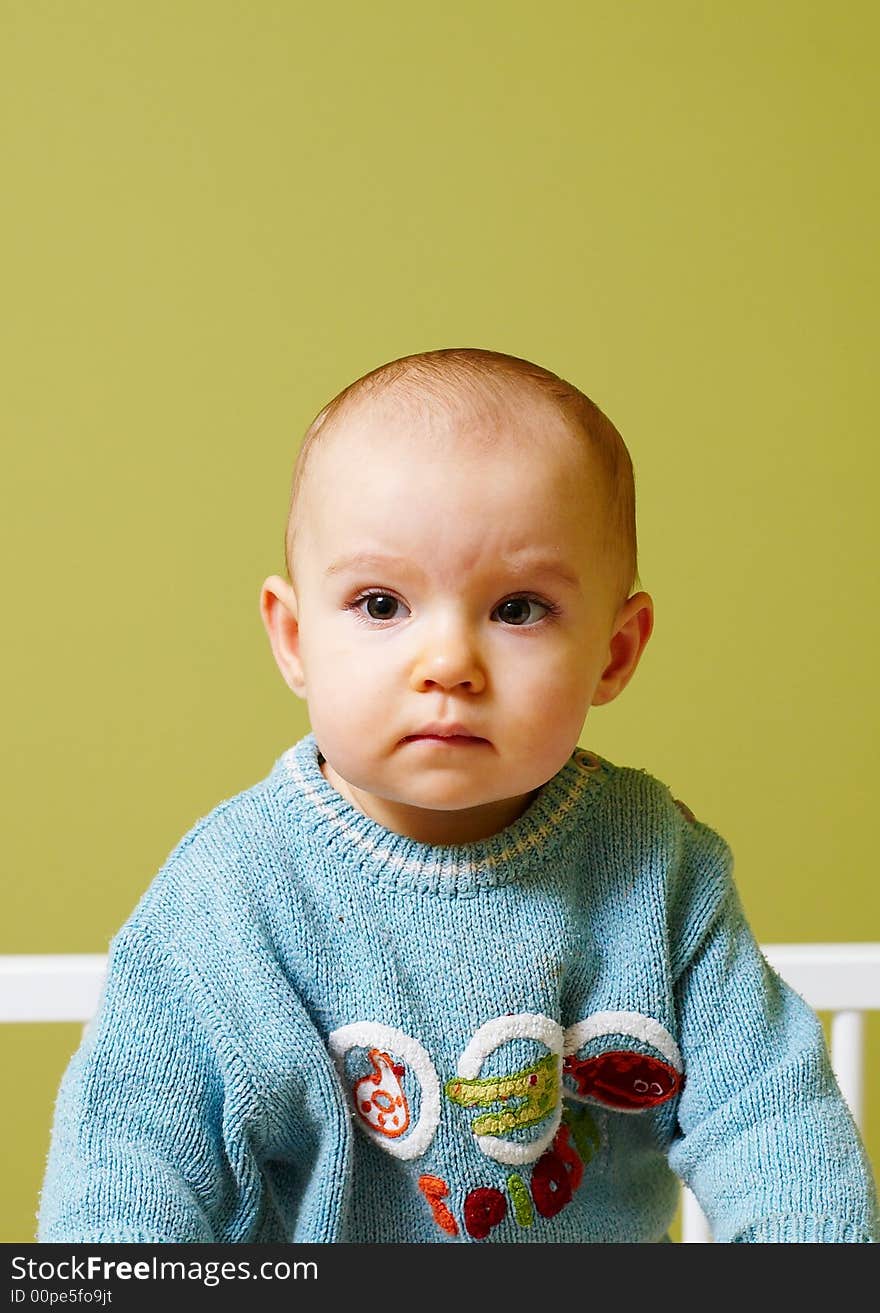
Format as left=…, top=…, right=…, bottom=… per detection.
left=366, top=777, right=541, bottom=826
left=365, top=781, right=506, bottom=814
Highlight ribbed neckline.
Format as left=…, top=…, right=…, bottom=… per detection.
left=274, top=731, right=614, bottom=896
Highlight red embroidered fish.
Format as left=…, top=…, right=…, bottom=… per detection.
left=564, top=1049, right=681, bottom=1110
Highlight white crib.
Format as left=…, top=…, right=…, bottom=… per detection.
left=2, top=943, right=877, bottom=1243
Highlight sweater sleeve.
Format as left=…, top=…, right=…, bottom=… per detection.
left=37, top=925, right=264, bottom=1243
left=665, top=818, right=878, bottom=1243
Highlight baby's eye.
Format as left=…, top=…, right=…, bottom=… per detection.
left=347, top=591, right=556, bottom=628
left=492, top=596, right=551, bottom=627
left=351, top=591, right=410, bottom=623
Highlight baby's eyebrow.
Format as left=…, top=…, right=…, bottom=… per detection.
left=324, top=552, right=406, bottom=577
left=324, top=551, right=582, bottom=591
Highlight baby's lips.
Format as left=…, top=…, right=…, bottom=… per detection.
left=563, top=1049, right=681, bottom=1110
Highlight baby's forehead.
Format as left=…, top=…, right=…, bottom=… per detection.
left=317, top=382, right=585, bottom=468
left=303, top=397, right=604, bottom=561
left=288, top=362, right=634, bottom=602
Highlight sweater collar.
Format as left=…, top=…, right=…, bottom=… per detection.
left=276, top=731, right=613, bottom=896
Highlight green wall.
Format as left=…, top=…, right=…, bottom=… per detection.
left=3, top=1, right=877, bottom=1242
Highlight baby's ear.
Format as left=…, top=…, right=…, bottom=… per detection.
left=260, top=575, right=307, bottom=698
left=592, top=591, right=654, bottom=707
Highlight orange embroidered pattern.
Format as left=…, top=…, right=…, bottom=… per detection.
left=418, top=1174, right=459, bottom=1236
left=354, top=1049, right=411, bottom=1138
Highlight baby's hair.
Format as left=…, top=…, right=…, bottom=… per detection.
left=283, top=347, right=640, bottom=606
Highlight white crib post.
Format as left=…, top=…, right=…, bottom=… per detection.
left=681, top=1186, right=713, bottom=1243
left=830, top=1009, right=865, bottom=1129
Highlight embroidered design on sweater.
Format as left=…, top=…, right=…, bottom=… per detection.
left=418, top=1174, right=459, bottom=1236
left=328, top=1022, right=441, bottom=1161
left=562, top=1102, right=602, bottom=1163
left=457, top=1107, right=603, bottom=1239
left=330, top=1009, right=680, bottom=1238
left=564, top=1049, right=680, bottom=1110
left=445, top=1051, right=558, bottom=1136
left=563, top=1011, right=684, bottom=1113
left=463, top=1186, right=507, bottom=1240
left=452, top=1013, right=564, bottom=1165
left=506, top=1172, right=534, bottom=1227
left=355, top=1049, right=411, bottom=1138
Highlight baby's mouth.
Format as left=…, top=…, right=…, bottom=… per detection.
left=402, top=734, right=488, bottom=745
left=401, top=722, right=489, bottom=745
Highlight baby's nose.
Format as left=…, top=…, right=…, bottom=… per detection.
left=408, top=627, right=487, bottom=693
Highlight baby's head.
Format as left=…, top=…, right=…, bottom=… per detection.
left=261, top=348, right=653, bottom=844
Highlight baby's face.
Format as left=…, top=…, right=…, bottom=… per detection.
left=266, top=395, right=645, bottom=844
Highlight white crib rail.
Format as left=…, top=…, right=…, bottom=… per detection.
left=0, top=953, right=108, bottom=1022
left=1, top=944, right=878, bottom=1243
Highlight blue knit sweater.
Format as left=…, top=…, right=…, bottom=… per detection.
left=38, top=733, right=877, bottom=1243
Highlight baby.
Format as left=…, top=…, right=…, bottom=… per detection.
left=38, top=348, right=876, bottom=1244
